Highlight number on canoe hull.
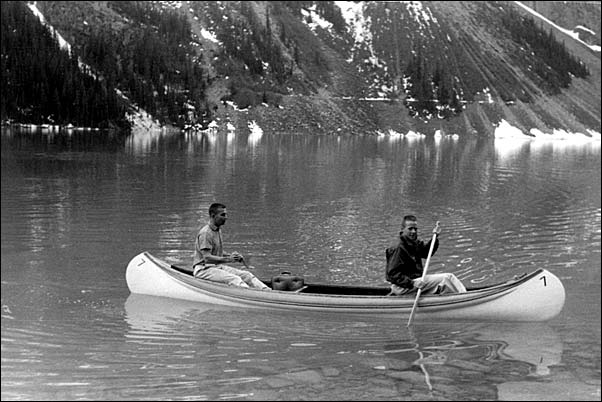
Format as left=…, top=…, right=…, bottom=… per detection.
left=540, top=275, right=547, bottom=287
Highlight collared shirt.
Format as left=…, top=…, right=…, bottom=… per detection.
left=385, top=236, right=439, bottom=288
left=193, top=222, right=223, bottom=267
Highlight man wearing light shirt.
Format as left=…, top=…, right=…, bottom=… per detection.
left=193, top=202, right=270, bottom=290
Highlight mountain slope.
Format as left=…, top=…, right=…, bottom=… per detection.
left=2, top=1, right=600, bottom=137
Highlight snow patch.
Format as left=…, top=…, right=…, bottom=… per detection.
left=335, top=1, right=383, bottom=67
left=301, top=5, right=333, bottom=31
left=405, top=1, right=438, bottom=30
left=495, top=119, right=601, bottom=143
left=225, top=101, right=249, bottom=112
left=200, top=28, right=220, bottom=44
left=27, top=3, right=72, bottom=54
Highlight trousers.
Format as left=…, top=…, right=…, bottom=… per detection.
left=193, top=264, right=270, bottom=290
left=390, top=273, right=466, bottom=295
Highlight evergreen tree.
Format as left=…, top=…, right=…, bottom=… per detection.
left=500, top=7, right=588, bottom=93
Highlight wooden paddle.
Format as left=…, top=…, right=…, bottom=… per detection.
left=407, top=221, right=440, bottom=327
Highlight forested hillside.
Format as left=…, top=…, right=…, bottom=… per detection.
left=1, top=1, right=600, bottom=137
left=0, top=1, right=129, bottom=129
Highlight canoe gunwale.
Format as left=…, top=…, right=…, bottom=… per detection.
left=143, top=252, right=540, bottom=308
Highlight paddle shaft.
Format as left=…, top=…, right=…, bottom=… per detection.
left=230, top=251, right=250, bottom=269
left=407, top=222, right=439, bottom=327
left=239, top=255, right=252, bottom=269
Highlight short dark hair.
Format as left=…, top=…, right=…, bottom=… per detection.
left=209, top=203, right=226, bottom=216
left=401, top=215, right=417, bottom=228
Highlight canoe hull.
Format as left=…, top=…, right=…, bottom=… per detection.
left=125, top=252, right=565, bottom=321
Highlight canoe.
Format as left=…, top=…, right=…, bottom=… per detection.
left=125, top=251, right=566, bottom=322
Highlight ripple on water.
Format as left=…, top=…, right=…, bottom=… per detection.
left=2, top=128, right=600, bottom=400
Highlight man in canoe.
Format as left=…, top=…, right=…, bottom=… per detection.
left=386, top=215, right=466, bottom=295
left=193, top=202, right=270, bottom=290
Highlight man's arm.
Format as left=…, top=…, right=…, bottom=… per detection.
left=201, top=249, right=241, bottom=264
left=419, top=237, right=439, bottom=258
left=386, top=247, right=415, bottom=288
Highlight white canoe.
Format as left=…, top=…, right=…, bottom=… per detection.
left=125, top=252, right=566, bottom=322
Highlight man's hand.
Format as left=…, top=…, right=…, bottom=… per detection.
left=433, top=221, right=441, bottom=235
left=413, top=278, right=425, bottom=289
left=230, top=251, right=243, bottom=263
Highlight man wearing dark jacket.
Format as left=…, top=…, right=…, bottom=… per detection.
left=386, top=215, right=466, bottom=295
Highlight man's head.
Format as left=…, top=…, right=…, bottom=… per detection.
left=400, top=214, right=419, bottom=242
left=209, top=203, right=228, bottom=227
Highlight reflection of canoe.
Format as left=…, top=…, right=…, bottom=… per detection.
left=474, top=322, right=563, bottom=376
left=125, top=294, right=563, bottom=379
left=124, top=293, right=217, bottom=332
left=125, top=252, right=565, bottom=321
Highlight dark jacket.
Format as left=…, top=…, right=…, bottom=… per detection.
left=385, top=236, right=439, bottom=288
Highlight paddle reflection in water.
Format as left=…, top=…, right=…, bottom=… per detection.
left=124, top=294, right=563, bottom=400
left=401, top=322, right=562, bottom=377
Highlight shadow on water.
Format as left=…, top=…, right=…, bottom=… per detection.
left=124, top=293, right=567, bottom=400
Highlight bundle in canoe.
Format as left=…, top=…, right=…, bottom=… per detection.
left=125, top=252, right=565, bottom=322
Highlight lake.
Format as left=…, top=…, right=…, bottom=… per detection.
left=1, top=125, right=600, bottom=400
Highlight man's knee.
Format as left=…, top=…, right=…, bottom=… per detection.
left=238, top=271, right=256, bottom=282
left=230, top=276, right=249, bottom=287
left=221, top=271, right=249, bottom=287
left=389, top=284, right=412, bottom=296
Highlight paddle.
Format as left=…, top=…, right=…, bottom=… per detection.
left=407, top=221, right=440, bottom=327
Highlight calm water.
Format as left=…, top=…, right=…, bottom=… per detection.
left=1, top=126, right=600, bottom=400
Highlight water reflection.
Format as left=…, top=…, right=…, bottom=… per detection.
left=248, top=120, right=264, bottom=148
left=122, top=294, right=567, bottom=400
left=1, top=125, right=128, bottom=153
left=3, top=126, right=599, bottom=400
left=494, top=135, right=601, bottom=166
left=125, top=128, right=166, bottom=155
left=407, top=322, right=562, bottom=376
left=494, top=136, right=531, bottom=164
left=125, top=293, right=562, bottom=380
left=124, top=294, right=220, bottom=334
left=7, top=126, right=596, bottom=287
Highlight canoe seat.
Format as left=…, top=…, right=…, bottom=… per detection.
left=272, top=271, right=305, bottom=291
